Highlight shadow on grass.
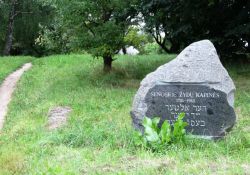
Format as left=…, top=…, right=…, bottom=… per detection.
left=82, top=54, right=175, bottom=89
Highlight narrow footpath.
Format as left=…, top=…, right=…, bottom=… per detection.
left=0, top=63, right=32, bottom=130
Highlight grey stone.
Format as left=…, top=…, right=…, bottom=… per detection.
left=47, top=106, right=72, bottom=130
left=131, top=40, right=236, bottom=139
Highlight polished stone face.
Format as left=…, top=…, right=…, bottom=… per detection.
left=144, top=83, right=236, bottom=139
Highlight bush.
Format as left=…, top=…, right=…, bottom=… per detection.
left=143, top=42, right=164, bottom=55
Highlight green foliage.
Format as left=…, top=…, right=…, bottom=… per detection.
left=1, top=0, right=249, bottom=61
left=39, top=0, right=139, bottom=60
left=135, top=113, right=188, bottom=149
left=36, top=20, right=73, bottom=55
left=173, top=113, right=188, bottom=142
left=124, top=27, right=152, bottom=53
left=0, top=1, right=9, bottom=51
left=143, top=42, right=161, bottom=55
left=0, top=0, right=54, bottom=56
left=140, top=0, right=250, bottom=59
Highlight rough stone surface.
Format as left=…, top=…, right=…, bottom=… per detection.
left=131, top=40, right=236, bottom=139
left=47, top=106, right=72, bottom=130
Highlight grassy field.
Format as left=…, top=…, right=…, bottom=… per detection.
left=0, top=54, right=249, bottom=174
left=0, top=56, right=34, bottom=84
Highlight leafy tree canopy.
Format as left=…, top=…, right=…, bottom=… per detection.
left=0, top=0, right=54, bottom=56
left=41, top=0, right=139, bottom=71
left=140, top=0, right=250, bottom=60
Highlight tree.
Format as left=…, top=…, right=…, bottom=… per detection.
left=46, top=0, right=138, bottom=72
left=0, top=1, right=9, bottom=51
left=2, top=0, right=18, bottom=55
left=139, top=0, right=184, bottom=53
left=124, top=26, right=152, bottom=54
left=2, top=0, right=34, bottom=55
left=0, top=0, right=54, bottom=56
left=140, top=0, right=250, bottom=60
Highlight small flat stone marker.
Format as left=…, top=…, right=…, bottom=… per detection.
left=131, top=40, right=236, bottom=139
left=47, top=106, right=72, bottom=130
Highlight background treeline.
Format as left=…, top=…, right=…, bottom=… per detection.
left=0, top=0, right=249, bottom=65
left=0, top=0, right=54, bottom=56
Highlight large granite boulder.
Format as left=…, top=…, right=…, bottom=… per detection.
left=131, top=40, right=236, bottom=139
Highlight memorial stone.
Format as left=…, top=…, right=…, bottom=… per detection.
left=131, top=40, right=236, bottom=139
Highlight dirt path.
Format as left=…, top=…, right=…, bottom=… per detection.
left=0, top=63, right=32, bottom=130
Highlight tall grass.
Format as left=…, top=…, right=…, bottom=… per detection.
left=0, top=54, right=249, bottom=174
left=0, top=56, right=34, bottom=83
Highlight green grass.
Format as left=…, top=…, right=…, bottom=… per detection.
left=0, top=56, right=34, bottom=83
left=0, top=54, right=249, bottom=174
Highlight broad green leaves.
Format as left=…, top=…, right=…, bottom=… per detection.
left=137, top=113, right=188, bottom=149
left=143, top=117, right=160, bottom=142
left=159, top=120, right=171, bottom=143
left=173, top=112, right=188, bottom=142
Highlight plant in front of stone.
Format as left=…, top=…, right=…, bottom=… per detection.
left=134, top=113, right=188, bottom=150
left=172, top=113, right=188, bottom=143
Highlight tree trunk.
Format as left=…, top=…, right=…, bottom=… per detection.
left=3, top=0, right=16, bottom=56
left=122, top=47, right=127, bottom=54
left=157, top=41, right=170, bottom=53
left=169, top=39, right=181, bottom=53
left=152, top=34, right=171, bottom=53
left=103, top=55, right=113, bottom=72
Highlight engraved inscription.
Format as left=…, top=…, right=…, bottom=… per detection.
left=145, top=84, right=235, bottom=136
